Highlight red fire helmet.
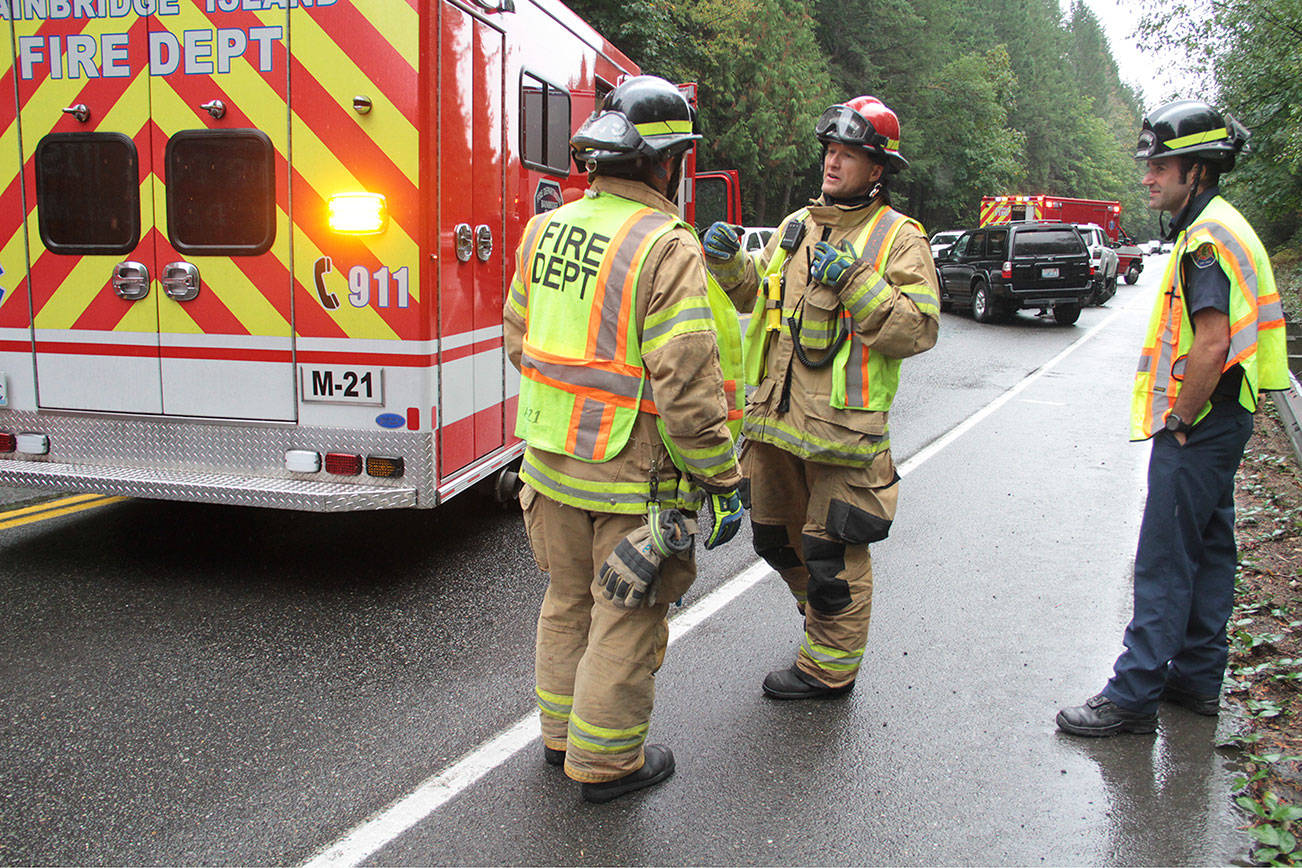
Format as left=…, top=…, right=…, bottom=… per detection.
left=815, top=95, right=907, bottom=173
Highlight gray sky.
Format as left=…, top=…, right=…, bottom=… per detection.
left=1075, top=0, right=1193, bottom=105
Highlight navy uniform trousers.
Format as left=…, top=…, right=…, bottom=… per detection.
left=1103, top=403, right=1254, bottom=714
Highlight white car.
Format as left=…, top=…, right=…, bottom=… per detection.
left=930, top=229, right=963, bottom=260
left=1075, top=223, right=1120, bottom=305
left=740, top=226, right=775, bottom=254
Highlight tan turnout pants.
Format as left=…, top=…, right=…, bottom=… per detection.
left=520, top=486, right=696, bottom=783
left=742, top=440, right=899, bottom=688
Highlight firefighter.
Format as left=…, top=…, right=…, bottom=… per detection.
left=1057, top=100, right=1289, bottom=736
left=702, top=96, right=940, bottom=699
left=504, top=75, right=744, bottom=801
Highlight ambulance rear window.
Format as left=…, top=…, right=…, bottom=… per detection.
left=165, top=130, right=275, bottom=256
left=521, top=72, right=571, bottom=175
left=35, top=133, right=140, bottom=256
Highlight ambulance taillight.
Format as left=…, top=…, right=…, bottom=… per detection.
left=324, top=453, right=363, bottom=476
left=0, top=433, right=14, bottom=453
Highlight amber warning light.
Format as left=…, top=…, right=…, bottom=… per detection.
left=328, top=193, right=388, bottom=234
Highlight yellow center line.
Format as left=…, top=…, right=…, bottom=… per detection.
left=0, top=494, right=127, bottom=530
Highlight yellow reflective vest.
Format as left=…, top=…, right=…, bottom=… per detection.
left=1131, top=195, right=1289, bottom=440
left=743, top=205, right=920, bottom=411
left=512, top=190, right=742, bottom=510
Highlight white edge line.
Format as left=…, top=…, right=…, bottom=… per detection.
left=302, top=561, right=773, bottom=868
left=303, top=304, right=1130, bottom=868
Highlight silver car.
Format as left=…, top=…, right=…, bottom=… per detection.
left=1075, top=223, right=1120, bottom=305
left=929, top=230, right=963, bottom=260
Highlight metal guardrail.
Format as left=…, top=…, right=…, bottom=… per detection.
left=1271, top=370, right=1302, bottom=469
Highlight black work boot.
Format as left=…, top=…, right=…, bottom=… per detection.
left=762, top=664, right=854, bottom=700
left=543, top=745, right=565, bottom=767
left=1161, top=681, right=1220, bottom=716
left=1056, top=693, right=1158, bottom=736
left=580, top=745, right=675, bottom=804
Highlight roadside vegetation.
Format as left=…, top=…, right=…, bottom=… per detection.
left=1227, top=254, right=1302, bottom=866
left=1230, top=397, right=1302, bottom=866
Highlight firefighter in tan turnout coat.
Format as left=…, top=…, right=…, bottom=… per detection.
left=504, top=76, right=744, bottom=803
left=704, top=95, right=940, bottom=699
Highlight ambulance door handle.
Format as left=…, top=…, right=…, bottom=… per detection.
left=454, top=223, right=474, bottom=263
left=161, top=261, right=201, bottom=302
left=63, top=104, right=90, bottom=123
left=475, top=225, right=493, bottom=262
left=112, top=261, right=150, bottom=301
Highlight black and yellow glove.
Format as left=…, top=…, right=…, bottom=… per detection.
left=808, top=240, right=859, bottom=291
left=704, top=488, right=744, bottom=550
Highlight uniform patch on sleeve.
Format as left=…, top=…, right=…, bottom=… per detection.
left=1191, top=242, right=1218, bottom=269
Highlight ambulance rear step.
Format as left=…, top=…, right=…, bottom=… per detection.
left=0, top=460, right=415, bottom=512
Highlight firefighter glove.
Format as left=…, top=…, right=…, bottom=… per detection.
left=809, top=240, right=859, bottom=291
left=704, top=488, right=744, bottom=550
left=598, top=524, right=663, bottom=608
left=703, top=222, right=742, bottom=260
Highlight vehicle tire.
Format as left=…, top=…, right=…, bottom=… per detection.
left=1053, top=302, right=1082, bottom=325
left=1124, top=262, right=1141, bottom=284
left=1099, top=276, right=1117, bottom=304
left=971, top=280, right=996, bottom=323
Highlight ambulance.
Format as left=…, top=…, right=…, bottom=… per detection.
left=979, top=194, right=1144, bottom=283
left=0, top=0, right=739, bottom=511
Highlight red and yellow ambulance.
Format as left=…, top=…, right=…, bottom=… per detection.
left=0, top=0, right=735, bottom=511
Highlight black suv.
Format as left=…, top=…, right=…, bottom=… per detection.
left=935, top=222, right=1092, bottom=325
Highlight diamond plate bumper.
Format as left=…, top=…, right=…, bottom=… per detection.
left=0, top=459, right=415, bottom=511
left=0, top=410, right=427, bottom=511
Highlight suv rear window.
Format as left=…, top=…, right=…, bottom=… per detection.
left=1013, top=229, right=1083, bottom=256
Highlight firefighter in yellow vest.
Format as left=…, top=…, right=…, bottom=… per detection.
left=1057, top=100, right=1289, bottom=736
left=504, top=75, right=744, bottom=801
left=702, top=95, right=940, bottom=699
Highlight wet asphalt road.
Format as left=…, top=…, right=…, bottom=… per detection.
left=0, top=256, right=1255, bottom=866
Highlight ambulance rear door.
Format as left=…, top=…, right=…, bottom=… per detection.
left=14, top=5, right=294, bottom=420
left=15, top=14, right=162, bottom=413
left=147, top=3, right=293, bottom=420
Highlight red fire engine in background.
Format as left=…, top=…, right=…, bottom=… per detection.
left=0, top=0, right=740, bottom=512
left=980, top=195, right=1145, bottom=284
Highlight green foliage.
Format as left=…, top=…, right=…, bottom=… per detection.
left=679, top=0, right=835, bottom=223
left=1230, top=741, right=1302, bottom=865
left=1235, top=790, right=1302, bottom=865
left=904, top=47, right=1026, bottom=229
left=1138, top=0, right=1302, bottom=252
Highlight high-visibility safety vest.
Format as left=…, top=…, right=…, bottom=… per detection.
left=743, top=205, right=922, bottom=410
left=1131, top=195, right=1289, bottom=440
left=512, top=191, right=743, bottom=511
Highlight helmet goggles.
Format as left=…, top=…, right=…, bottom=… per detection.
left=816, top=105, right=885, bottom=149
left=572, top=110, right=651, bottom=158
